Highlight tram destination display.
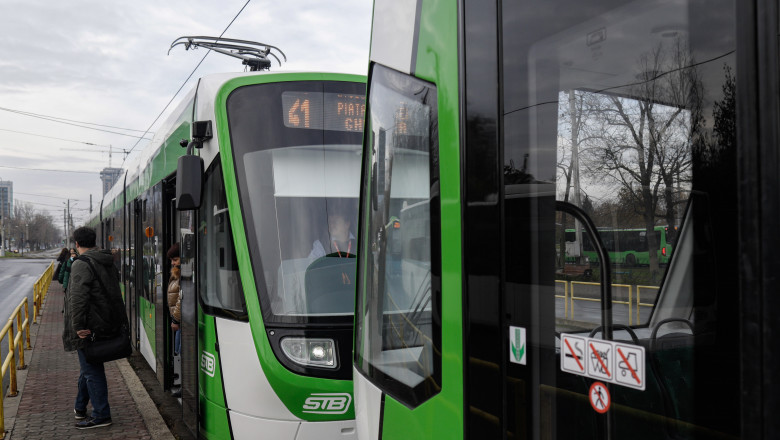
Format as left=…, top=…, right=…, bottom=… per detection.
left=282, top=91, right=365, bottom=132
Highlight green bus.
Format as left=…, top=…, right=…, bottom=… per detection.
left=565, top=226, right=677, bottom=266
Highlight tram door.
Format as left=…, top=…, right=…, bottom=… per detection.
left=179, top=207, right=197, bottom=435
left=128, top=199, right=140, bottom=352
left=163, top=176, right=198, bottom=436
left=495, top=0, right=740, bottom=438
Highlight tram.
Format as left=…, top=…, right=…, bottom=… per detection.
left=354, top=1, right=778, bottom=439
left=89, top=38, right=366, bottom=439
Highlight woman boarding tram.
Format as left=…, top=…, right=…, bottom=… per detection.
left=354, top=0, right=779, bottom=439
left=90, top=37, right=366, bottom=440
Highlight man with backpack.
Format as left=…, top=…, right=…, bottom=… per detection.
left=62, top=226, right=127, bottom=429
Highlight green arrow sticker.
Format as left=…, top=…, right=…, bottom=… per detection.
left=510, top=326, right=527, bottom=365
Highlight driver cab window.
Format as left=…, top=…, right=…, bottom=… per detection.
left=198, top=159, right=247, bottom=320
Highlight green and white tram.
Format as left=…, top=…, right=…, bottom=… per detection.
left=91, top=41, right=366, bottom=439
left=355, top=0, right=779, bottom=439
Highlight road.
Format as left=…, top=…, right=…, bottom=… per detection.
left=0, top=251, right=57, bottom=394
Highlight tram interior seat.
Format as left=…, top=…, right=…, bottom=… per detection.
left=649, top=317, right=695, bottom=427
left=304, top=255, right=356, bottom=314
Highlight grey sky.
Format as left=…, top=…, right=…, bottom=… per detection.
left=0, top=0, right=371, bottom=228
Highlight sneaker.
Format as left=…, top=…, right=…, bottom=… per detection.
left=75, top=416, right=112, bottom=429
left=74, top=409, right=87, bottom=420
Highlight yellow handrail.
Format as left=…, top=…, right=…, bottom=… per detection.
left=636, top=285, right=660, bottom=325
left=569, top=281, right=633, bottom=325
left=0, top=262, right=54, bottom=438
left=554, top=280, right=569, bottom=318
left=33, top=262, right=54, bottom=322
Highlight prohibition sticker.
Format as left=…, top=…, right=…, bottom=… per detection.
left=589, top=381, right=610, bottom=414
left=587, top=340, right=613, bottom=381
left=560, top=334, right=646, bottom=391
left=561, top=335, right=586, bottom=375
left=615, top=343, right=645, bottom=390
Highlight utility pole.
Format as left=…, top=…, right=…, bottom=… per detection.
left=63, top=208, right=67, bottom=248
left=0, top=214, right=4, bottom=257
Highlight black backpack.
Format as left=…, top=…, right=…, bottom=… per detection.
left=77, top=256, right=127, bottom=335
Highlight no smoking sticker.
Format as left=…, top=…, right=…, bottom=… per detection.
left=561, top=335, right=586, bottom=375
left=589, top=381, right=610, bottom=413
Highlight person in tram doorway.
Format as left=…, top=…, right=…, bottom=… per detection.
left=167, top=242, right=182, bottom=398
left=63, top=226, right=127, bottom=429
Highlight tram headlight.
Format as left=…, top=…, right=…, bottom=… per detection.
left=280, top=337, right=337, bottom=369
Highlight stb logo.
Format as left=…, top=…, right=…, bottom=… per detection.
left=302, top=393, right=352, bottom=414
left=201, top=351, right=216, bottom=377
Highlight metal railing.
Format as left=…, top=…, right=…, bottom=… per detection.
left=0, top=262, right=54, bottom=438
left=556, top=280, right=660, bottom=327
left=636, top=285, right=660, bottom=325
left=33, top=262, right=55, bottom=322
left=554, top=280, right=569, bottom=319
left=569, top=281, right=633, bottom=325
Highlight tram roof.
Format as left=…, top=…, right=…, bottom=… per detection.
left=93, top=70, right=364, bottom=224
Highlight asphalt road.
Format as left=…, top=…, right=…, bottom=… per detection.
left=0, top=250, right=58, bottom=395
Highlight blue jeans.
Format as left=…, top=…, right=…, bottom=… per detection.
left=75, top=349, right=111, bottom=419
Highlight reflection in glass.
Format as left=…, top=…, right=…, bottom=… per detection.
left=356, top=65, right=440, bottom=405
left=502, top=0, right=738, bottom=436
left=198, top=163, right=246, bottom=318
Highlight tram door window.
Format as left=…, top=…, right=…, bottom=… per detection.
left=501, top=0, right=738, bottom=438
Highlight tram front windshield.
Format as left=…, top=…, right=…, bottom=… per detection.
left=227, top=81, right=365, bottom=325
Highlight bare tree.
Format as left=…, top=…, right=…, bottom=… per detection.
left=580, top=38, right=701, bottom=272
left=6, top=202, right=61, bottom=252
left=557, top=90, right=601, bottom=267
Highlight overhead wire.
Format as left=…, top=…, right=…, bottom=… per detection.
left=121, top=0, right=252, bottom=167
left=0, top=106, right=152, bottom=133
left=14, top=191, right=87, bottom=202
left=0, top=164, right=99, bottom=174
left=0, top=107, right=154, bottom=140
left=0, top=129, right=112, bottom=147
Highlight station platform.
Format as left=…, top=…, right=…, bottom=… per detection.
left=3, top=281, right=179, bottom=440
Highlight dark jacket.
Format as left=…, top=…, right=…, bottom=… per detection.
left=59, top=257, right=74, bottom=289
left=62, top=249, right=127, bottom=352
left=54, top=261, right=64, bottom=284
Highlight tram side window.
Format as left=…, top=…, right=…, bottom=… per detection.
left=355, top=64, right=441, bottom=407
left=198, top=160, right=247, bottom=320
